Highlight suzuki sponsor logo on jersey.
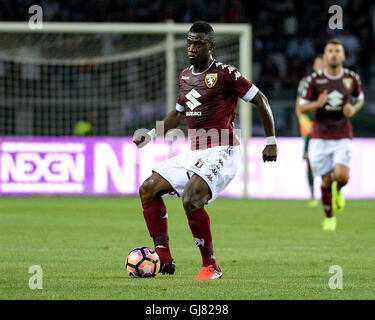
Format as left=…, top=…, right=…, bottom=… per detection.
left=326, top=90, right=343, bottom=111
left=205, top=73, right=218, bottom=88
left=316, top=79, right=328, bottom=84
left=186, top=111, right=202, bottom=116
left=185, top=89, right=202, bottom=116
left=185, top=89, right=201, bottom=111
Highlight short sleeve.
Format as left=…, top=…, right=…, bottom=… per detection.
left=352, top=73, right=364, bottom=100
left=297, top=77, right=307, bottom=96
left=222, top=66, right=257, bottom=102
left=300, top=75, right=316, bottom=105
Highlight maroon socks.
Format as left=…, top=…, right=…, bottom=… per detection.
left=186, top=207, right=219, bottom=270
left=142, top=199, right=218, bottom=269
left=142, top=199, right=173, bottom=263
left=321, top=186, right=333, bottom=218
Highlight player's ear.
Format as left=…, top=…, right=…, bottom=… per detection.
left=209, top=41, right=215, bottom=52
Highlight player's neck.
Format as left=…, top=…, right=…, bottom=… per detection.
left=192, top=58, right=214, bottom=74
left=325, top=65, right=343, bottom=77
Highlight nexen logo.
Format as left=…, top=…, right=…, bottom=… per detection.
left=0, top=142, right=85, bottom=193
left=1, top=152, right=85, bottom=182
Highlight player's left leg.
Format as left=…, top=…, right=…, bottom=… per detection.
left=332, top=164, right=350, bottom=213
left=331, top=138, right=352, bottom=213
left=182, top=174, right=222, bottom=280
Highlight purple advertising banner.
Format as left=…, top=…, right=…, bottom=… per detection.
left=0, top=136, right=374, bottom=199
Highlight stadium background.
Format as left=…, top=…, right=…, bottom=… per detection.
left=0, top=0, right=374, bottom=198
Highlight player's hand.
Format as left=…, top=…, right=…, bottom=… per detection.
left=343, top=103, right=355, bottom=118
left=262, top=144, right=277, bottom=162
left=316, top=90, right=328, bottom=108
left=133, top=131, right=151, bottom=148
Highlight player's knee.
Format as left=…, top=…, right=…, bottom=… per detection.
left=182, top=191, right=207, bottom=214
left=321, top=174, right=333, bottom=188
left=182, top=193, right=202, bottom=214
left=336, top=174, right=349, bottom=186
left=139, top=178, right=157, bottom=202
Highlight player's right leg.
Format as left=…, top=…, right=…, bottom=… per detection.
left=139, top=172, right=176, bottom=274
left=308, top=138, right=336, bottom=231
left=321, top=172, right=336, bottom=231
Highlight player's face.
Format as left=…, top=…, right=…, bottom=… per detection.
left=324, top=44, right=345, bottom=68
left=186, top=32, right=212, bottom=66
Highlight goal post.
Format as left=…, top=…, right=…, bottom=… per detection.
left=0, top=21, right=252, bottom=198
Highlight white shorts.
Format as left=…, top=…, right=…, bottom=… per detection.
left=153, top=145, right=241, bottom=204
left=308, top=138, right=352, bottom=177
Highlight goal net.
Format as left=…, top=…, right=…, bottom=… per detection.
left=0, top=22, right=250, bottom=138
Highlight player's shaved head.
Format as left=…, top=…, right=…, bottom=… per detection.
left=189, top=21, right=215, bottom=43
left=187, top=21, right=215, bottom=68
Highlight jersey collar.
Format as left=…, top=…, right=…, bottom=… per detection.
left=323, top=68, right=344, bottom=80
left=191, top=59, right=215, bottom=75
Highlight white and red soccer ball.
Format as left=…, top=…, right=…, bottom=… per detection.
left=125, top=247, right=160, bottom=278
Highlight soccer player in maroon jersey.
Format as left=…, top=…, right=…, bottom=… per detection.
left=133, top=21, right=277, bottom=279
left=298, top=39, right=365, bottom=231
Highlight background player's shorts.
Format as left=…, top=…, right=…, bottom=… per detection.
left=153, top=145, right=241, bottom=204
left=303, top=135, right=311, bottom=160
left=308, top=138, right=352, bottom=177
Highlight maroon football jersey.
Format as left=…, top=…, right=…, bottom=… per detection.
left=301, top=68, right=363, bottom=139
left=176, top=59, right=258, bottom=150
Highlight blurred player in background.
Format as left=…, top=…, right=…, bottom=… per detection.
left=134, top=21, right=277, bottom=279
left=298, top=39, right=365, bottom=231
left=295, top=55, right=324, bottom=207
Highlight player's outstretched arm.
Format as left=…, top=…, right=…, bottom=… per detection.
left=250, top=90, right=277, bottom=162
left=133, top=110, right=186, bottom=148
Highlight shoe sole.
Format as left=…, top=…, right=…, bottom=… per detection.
left=211, top=271, right=222, bottom=279
left=194, top=271, right=222, bottom=280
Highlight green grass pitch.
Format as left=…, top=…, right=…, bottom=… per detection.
left=0, top=196, right=374, bottom=300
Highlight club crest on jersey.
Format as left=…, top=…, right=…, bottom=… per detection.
left=342, top=77, right=353, bottom=90
left=205, top=73, right=218, bottom=88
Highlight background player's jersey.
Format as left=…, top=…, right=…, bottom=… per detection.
left=297, top=76, right=308, bottom=97
left=297, top=76, right=314, bottom=137
left=176, top=59, right=258, bottom=149
left=300, top=68, right=364, bottom=139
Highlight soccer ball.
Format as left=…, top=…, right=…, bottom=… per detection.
left=125, top=247, right=160, bottom=278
